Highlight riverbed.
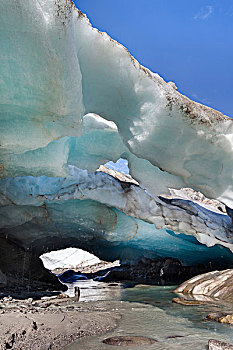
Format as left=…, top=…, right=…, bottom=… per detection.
left=64, top=280, right=233, bottom=350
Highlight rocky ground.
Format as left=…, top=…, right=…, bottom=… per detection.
left=0, top=295, right=120, bottom=350
left=172, top=268, right=233, bottom=329
left=174, top=269, right=233, bottom=301
left=1, top=257, right=233, bottom=349
left=0, top=260, right=123, bottom=350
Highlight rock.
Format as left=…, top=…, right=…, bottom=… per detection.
left=102, top=336, right=158, bottom=346
left=166, top=335, right=184, bottom=339
left=57, top=293, right=69, bottom=299
left=174, top=269, right=233, bottom=301
left=172, top=297, right=207, bottom=306
left=0, top=236, right=66, bottom=293
left=206, top=313, right=228, bottom=322
left=218, top=314, right=233, bottom=325
left=26, top=298, right=33, bottom=304
left=208, top=339, right=233, bottom=350
left=206, top=312, right=233, bottom=325
left=0, top=270, right=7, bottom=287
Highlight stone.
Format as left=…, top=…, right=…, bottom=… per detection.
left=102, top=336, right=158, bottom=346
left=172, top=297, right=207, bottom=306
left=218, top=314, right=233, bottom=325
left=174, top=269, right=233, bottom=301
left=0, top=236, right=66, bottom=293
left=166, top=335, right=184, bottom=339
left=208, top=339, right=233, bottom=350
left=206, top=313, right=228, bottom=322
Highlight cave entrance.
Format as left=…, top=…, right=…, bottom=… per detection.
left=40, top=248, right=120, bottom=299
left=40, top=248, right=120, bottom=283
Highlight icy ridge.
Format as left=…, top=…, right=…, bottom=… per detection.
left=1, top=167, right=233, bottom=252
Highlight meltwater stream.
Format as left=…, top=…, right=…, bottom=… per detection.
left=64, top=281, right=233, bottom=350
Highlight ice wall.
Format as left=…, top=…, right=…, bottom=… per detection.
left=1, top=0, right=233, bottom=287
left=1, top=0, right=233, bottom=206
left=1, top=167, right=233, bottom=267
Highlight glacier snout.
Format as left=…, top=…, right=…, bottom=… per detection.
left=1, top=0, right=233, bottom=289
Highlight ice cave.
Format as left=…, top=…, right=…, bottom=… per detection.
left=1, top=0, right=233, bottom=292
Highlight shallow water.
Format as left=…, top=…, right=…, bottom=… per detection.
left=64, top=281, right=233, bottom=349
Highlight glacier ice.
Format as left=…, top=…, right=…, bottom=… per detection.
left=1, top=0, right=233, bottom=288
left=1, top=0, right=233, bottom=205
left=1, top=167, right=233, bottom=268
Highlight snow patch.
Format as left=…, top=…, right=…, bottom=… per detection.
left=41, top=248, right=100, bottom=270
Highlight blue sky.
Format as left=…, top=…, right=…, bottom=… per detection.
left=74, top=0, right=233, bottom=117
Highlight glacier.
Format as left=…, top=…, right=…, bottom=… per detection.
left=1, top=0, right=233, bottom=289
left=41, top=248, right=101, bottom=271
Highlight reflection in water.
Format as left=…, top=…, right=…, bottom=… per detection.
left=65, top=280, right=123, bottom=302
left=64, top=281, right=233, bottom=350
